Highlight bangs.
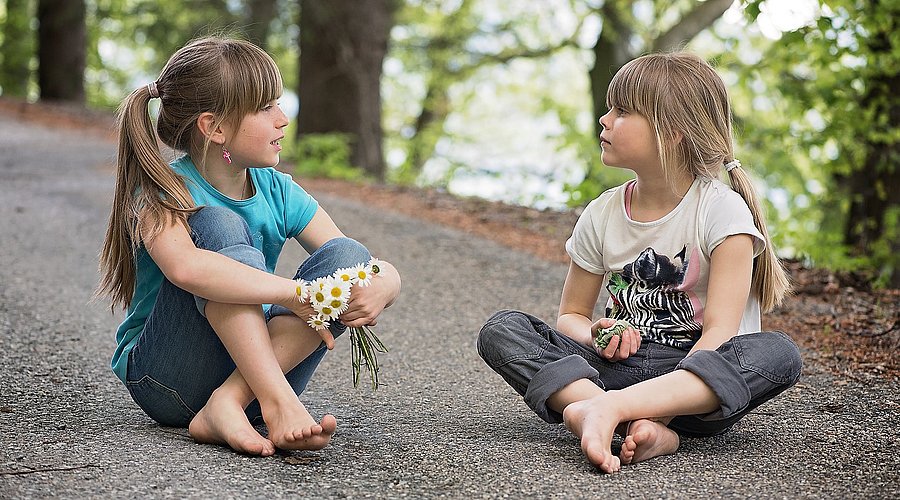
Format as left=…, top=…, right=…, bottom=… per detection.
left=605, top=55, right=668, bottom=117
left=222, top=41, right=284, bottom=120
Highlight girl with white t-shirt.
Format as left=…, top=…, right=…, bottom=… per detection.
left=477, top=52, right=801, bottom=473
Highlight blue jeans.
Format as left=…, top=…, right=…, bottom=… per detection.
left=477, top=310, right=802, bottom=436
left=125, top=206, right=371, bottom=427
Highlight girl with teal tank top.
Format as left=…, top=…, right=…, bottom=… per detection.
left=97, top=37, right=401, bottom=457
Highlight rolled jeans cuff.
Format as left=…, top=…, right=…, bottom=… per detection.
left=676, top=349, right=751, bottom=420
left=525, top=355, right=600, bottom=423
left=194, top=243, right=268, bottom=317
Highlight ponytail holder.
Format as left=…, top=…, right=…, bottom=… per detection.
left=147, top=82, right=160, bottom=99
left=724, top=159, right=741, bottom=172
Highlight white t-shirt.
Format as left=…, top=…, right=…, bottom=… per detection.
left=565, top=177, right=765, bottom=350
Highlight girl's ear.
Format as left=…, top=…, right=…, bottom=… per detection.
left=196, top=112, right=227, bottom=145
left=673, top=130, right=684, bottom=145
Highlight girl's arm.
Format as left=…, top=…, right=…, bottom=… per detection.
left=557, top=262, right=640, bottom=360
left=143, top=213, right=300, bottom=311
left=295, top=207, right=402, bottom=328
left=689, top=233, right=755, bottom=354
left=293, top=207, right=346, bottom=254
left=557, top=262, right=603, bottom=345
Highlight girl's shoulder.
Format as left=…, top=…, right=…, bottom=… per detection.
left=697, top=178, right=753, bottom=222
left=583, top=180, right=631, bottom=213
left=697, top=176, right=742, bottom=201
left=250, top=166, right=300, bottom=190
left=695, top=176, right=764, bottom=254
left=251, top=168, right=317, bottom=209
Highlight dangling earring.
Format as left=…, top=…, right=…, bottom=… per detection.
left=222, top=145, right=232, bottom=164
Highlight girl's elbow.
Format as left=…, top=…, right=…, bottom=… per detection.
left=165, top=264, right=202, bottom=290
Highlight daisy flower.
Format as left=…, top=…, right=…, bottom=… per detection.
left=307, top=314, right=330, bottom=330
left=316, top=304, right=341, bottom=320
left=328, top=297, right=347, bottom=312
left=334, top=267, right=356, bottom=284
left=352, top=263, right=374, bottom=287
left=308, top=277, right=330, bottom=305
left=325, top=278, right=352, bottom=301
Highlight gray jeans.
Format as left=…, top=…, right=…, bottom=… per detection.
left=476, top=310, right=802, bottom=437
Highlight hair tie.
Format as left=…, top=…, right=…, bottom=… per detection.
left=724, top=159, right=741, bottom=172
left=147, top=81, right=160, bottom=99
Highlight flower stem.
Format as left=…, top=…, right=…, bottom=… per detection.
left=350, top=326, right=389, bottom=390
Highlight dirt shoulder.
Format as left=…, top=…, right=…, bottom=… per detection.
left=3, top=97, right=896, bottom=381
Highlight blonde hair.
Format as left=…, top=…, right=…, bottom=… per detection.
left=607, top=52, right=791, bottom=311
left=97, top=37, right=283, bottom=309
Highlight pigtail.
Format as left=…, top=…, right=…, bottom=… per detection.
left=95, top=84, right=196, bottom=309
left=726, top=162, right=792, bottom=312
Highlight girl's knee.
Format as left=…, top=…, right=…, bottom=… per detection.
left=319, top=237, right=371, bottom=267
left=188, top=206, right=253, bottom=251
left=773, top=332, right=803, bottom=385
left=297, top=238, right=372, bottom=281
left=730, top=331, right=803, bottom=387
left=478, top=310, right=524, bottom=343
left=477, top=310, right=538, bottom=363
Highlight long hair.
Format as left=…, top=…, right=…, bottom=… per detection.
left=96, top=37, right=283, bottom=309
left=606, top=52, right=791, bottom=311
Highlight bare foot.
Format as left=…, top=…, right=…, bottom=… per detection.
left=563, top=395, right=623, bottom=473
left=620, top=419, right=680, bottom=464
left=262, top=399, right=337, bottom=451
left=189, top=390, right=276, bottom=456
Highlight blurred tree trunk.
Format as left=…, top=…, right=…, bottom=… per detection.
left=37, top=0, right=85, bottom=103
left=245, top=0, right=277, bottom=49
left=588, top=2, right=634, bottom=142
left=1, top=0, right=35, bottom=98
left=297, top=0, right=396, bottom=180
left=842, top=13, right=900, bottom=286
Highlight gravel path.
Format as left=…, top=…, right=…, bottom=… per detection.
left=1, top=114, right=897, bottom=499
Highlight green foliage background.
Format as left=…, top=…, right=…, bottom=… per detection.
left=728, top=0, right=899, bottom=284
left=0, top=0, right=896, bottom=282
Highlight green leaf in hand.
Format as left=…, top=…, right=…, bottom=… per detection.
left=594, top=319, right=634, bottom=350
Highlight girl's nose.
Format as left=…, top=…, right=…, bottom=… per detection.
left=598, top=110, right=611, bottom=130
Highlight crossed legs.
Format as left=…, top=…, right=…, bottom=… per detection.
left=128, top=208, right=372, bottom=456
left=478, top=311, right=803, bottom=473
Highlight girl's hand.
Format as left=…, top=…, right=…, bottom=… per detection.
left=340, top=259, right=401, bottom=328
left=592, top=318, right=641, bottom=361
left=276, top=282, right=336, bottom=350
left=339, top=280, right=392, bottom=328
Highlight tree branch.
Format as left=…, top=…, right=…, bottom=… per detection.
left=652, top=0, right=734, bottom=52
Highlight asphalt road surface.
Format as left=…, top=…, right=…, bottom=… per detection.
left=1, top=112, right=897, bottom=498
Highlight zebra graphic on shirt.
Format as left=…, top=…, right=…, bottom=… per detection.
left=605, top=246, right=702, bottom=349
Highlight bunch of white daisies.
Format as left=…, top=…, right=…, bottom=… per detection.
left=296, top=259, right=388, bottom=389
